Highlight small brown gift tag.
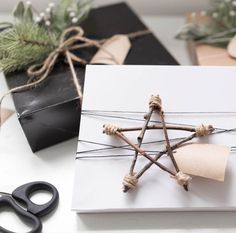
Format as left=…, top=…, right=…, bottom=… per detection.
left=90, top=35, right=131, bottom=65
left=174, top=143, right=230, bottom=181
left=2, top=108, right=14, bottom=124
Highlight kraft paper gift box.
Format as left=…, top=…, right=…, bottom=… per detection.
left=72, top=65, right=236, bottom=213
left=4, top=2, right=178, bottom=152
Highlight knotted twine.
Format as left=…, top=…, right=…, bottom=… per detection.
left=0, top=26, right=151, bottom=127
left=195, top=124, right=214, bottom=136
left=149, top=94, right=162, bottom=112
left=123, top=173, right=138, bottom=189
left=171, top=171, right=192, bottom=187
left=103, top=124, right=120, bottom=135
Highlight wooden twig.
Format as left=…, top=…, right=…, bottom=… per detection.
left=103, top=94, right=216, bottom=193
left=123, top=133, right=197, bottom=192
left=129, top=108, right=154, bottom=178
left=20, top=38, right=53, bottom=47
left=115, top=131, right=175, bottom=176
left=117, top=124, right=196, bottom=133
left=159, top=112, right=180, bottom=173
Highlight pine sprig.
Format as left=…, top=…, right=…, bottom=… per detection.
left=0, top=0, right=92, bottom=74
left=0, top=23, right=57, bottom=73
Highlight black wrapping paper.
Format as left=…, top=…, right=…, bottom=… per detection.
left=5, top=2, right=178, bottom=152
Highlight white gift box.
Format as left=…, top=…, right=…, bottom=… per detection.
left=72, top=65, right=236, bottom=213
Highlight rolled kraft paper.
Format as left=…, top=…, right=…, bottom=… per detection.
left=228, top=34, right=236, bottom=58
left=2, top=108, right=14, bottom=124
left=174, top=143, right=230, bottom=181
left=90, top=35, right=131, bottom=65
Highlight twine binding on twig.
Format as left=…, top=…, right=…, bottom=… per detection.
left=149, top=95, right=162, bottom=111
left=195, top=124, right=214, bottom=136
left=171, top=171, right=192, bottom=186
left=123, top=173, right=138, bottom=189
left=103, top=124, right=120, bottom=135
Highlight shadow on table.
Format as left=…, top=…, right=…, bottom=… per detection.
left=36, top=137, right=78, bottom=162
left=78, top=211, right=236, bottom=230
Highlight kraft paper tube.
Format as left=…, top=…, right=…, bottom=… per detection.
left=174, top=143, right=230, bottom=181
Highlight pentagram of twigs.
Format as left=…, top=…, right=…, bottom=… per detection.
left=103, top=95, right=214, bottom=192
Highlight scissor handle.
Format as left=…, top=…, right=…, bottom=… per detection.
left=0, top=195, right=42, bottom=233
left=12, top=181, right=59, bottom=217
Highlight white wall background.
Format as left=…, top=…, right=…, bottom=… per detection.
left=0, top=0, right=211, bottom=15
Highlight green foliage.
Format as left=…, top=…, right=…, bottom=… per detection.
left=53, top=0, right=74, bottom=32
left=0, top=0, right=92, bottom=74
left=210, top=0, right=236, bottom=29
left=76, top=0, right=93, bottom=24
left=52, top=0, right=92, bottom=33
left=0, top=23, right=57, bottom=73
left=0, top=22, right=13, bottom=30
left=13, top=1, right=33, bottom=22
left=176, top=0, right=236, bottom=46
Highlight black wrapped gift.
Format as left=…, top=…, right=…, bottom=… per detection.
left=5, top=2, right=178, bottom=152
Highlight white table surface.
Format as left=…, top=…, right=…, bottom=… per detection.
left=1, top=14, right=235, bottom=233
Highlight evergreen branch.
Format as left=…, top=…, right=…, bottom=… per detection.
left=0, top=23, right=57, bottom=74
left=0, top=0, right=92, bottom=74
left=19, top=38, right=54, bottom=47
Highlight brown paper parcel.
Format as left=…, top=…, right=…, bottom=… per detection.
left=90, top=35, right=131, bottom=65
left=174, top=143, right=230, bottom=181
left=2, top=108, right=14, bottom=124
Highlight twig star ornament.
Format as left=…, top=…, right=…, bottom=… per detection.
left=103, top=95, right=218, bottom=192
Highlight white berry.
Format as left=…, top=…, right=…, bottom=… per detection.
left=69, top=12, right=76, bottom=18
left=49, top=2, right=55, bottom=8
left=72, top=17, right=78, bottom=24
left=46, top=7, right=51, bottom=13
left=230, top=10, right=236, bottom=16
left=45, top=20, right=51, bottom=26
left=212, top=12, right=219, bottom=18
left=26, top=1, right=32, bottom=6
left=39, top=12, right=45, bottom=18
left=35, top=16, right=41, bottom=23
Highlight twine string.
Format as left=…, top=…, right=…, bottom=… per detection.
left=76, top=110, right=236, bottom=158
left=149, top=95, right=162, bottom=111
left=195, top=124, right=214, bottom=136
left=123, top=173, right=138, bottom=189
left=0, top=27, right=152, bottom=127
left=103, top=124, right=120, bottom=135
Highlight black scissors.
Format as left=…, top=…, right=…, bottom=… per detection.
left=0, top=181, right=59, bottom=233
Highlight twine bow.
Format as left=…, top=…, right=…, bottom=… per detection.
left=27, top=26, right=120, bottom=104
left=0, top=27, right=151, bottom=126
